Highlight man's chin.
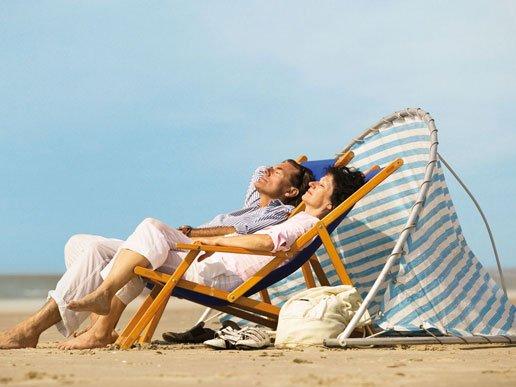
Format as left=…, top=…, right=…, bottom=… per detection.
left=255, top=186, right=283, bottom=200
left=254, top=182, right=265, bottom=191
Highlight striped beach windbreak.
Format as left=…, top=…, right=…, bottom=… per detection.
left=259, top=109, right=514, bottom=336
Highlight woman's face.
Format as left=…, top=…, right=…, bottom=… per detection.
left=302, top=174, right=334, bottom=213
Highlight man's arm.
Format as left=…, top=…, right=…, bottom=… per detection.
left=243, top=166, right=267, bottom=208
left=236, top=206, right=292, bottom=235
left=188, top=226, right=236, bottom=237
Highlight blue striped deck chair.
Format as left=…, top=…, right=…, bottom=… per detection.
left=115, top=157, right=404, bottom=349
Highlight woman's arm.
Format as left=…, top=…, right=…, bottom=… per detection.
left=191, top=234, right=274, bottom=252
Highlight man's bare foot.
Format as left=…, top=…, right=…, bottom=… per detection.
left=67, top=289, right=112, bottom=315
left=57, top=329, right=118, bottom=350
left=0, top=326, right=39, bottom=349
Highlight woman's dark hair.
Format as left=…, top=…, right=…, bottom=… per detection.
left=283, top=159, right=315, bottom=207
left=325, top=166, right=365, bottom=208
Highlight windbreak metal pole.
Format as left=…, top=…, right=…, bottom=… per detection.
left=438, top=153, right=508, bottom=297
left=337, top=109, right=439, bottom=342
left=325, top=335, right=516, bottom=348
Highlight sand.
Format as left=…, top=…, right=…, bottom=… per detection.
left=0, top=298, right=515, bottom=387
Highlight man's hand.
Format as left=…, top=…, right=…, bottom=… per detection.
left=178, top=225, right=192, bottom=236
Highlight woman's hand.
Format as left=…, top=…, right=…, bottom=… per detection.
left=197, top=252, right=214, bottom=262
left=190, top=237, right=219, bottom=262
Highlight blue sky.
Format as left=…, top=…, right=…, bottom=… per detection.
left=1, top=1, right=515, bottom=274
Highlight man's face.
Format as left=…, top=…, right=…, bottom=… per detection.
left=254, top=161, right=299, bottom=201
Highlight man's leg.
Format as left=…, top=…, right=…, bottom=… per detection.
left=62, top=234, right=123, bottom=336
left=0, top=299, right=61, bottom=349
left=64, top=234, right=122, bottom=270
left=49, top=235, right=124, bottom=338
left=0, top=235, right=122, bottom=349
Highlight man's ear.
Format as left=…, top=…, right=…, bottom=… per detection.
left=326, top=203, right=333, bottom=212
left=284, top=187, right=299, bottom=198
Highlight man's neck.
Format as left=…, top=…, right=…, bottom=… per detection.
left=258, top=194, right=273, bottom=208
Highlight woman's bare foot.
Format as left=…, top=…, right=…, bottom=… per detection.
left=0, top=325, right=39, bottom=349
left=67, top=289, right=112, bottom=315
left=57, top=328, right=118, bottom=350
left=72, top=327, right=89, bottom=338
left=72, top=314, right=100, bottom=337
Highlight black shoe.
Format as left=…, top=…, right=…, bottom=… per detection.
left=162, top=322, right=216, bottom=344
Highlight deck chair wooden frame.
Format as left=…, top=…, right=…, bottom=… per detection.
left=174, top=151, right=357, bottom=322
left=115, top=157, right=404, bottom=349
left=207, top=162, right=383, bottom=308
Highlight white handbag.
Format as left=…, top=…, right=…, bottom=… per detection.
left=274, top=285, right=370, bottom=347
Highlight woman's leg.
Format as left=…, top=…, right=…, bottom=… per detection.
left=68, top=218, right=191, bottom=316
left=67, top=249, right=149, bottom=315
left=58, top=269, right=148, bottom=349
left=58, top=296, right=127, bottom=350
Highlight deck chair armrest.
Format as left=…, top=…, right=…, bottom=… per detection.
left=175, top=242, right=281, bottom=257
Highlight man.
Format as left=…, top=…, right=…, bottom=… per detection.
left=0, top=160, right=314, bottom=349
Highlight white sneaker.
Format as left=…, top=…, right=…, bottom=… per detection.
left=235, top=327, right=272, bottom=350
left=203, top=324, right=241, bottom=350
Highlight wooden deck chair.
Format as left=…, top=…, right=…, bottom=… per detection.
left=115, top=157, right=404, bottom=349
left=191, top=151, right=357, bottom=320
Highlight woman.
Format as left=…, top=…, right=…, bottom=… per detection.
left=61, top=166, right=365, bottom=349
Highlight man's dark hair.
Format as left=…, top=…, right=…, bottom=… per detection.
left=283, top=159, right=315, bottom=207
left=325, top=166, right=366, bottom=208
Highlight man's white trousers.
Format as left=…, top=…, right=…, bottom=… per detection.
left=48, top=218, right=242, bottom=337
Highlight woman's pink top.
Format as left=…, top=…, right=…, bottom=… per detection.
left=212, top=212, right=319, bottom=281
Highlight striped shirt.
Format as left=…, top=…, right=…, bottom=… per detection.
left=199, top=166, right=294, bottom=234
